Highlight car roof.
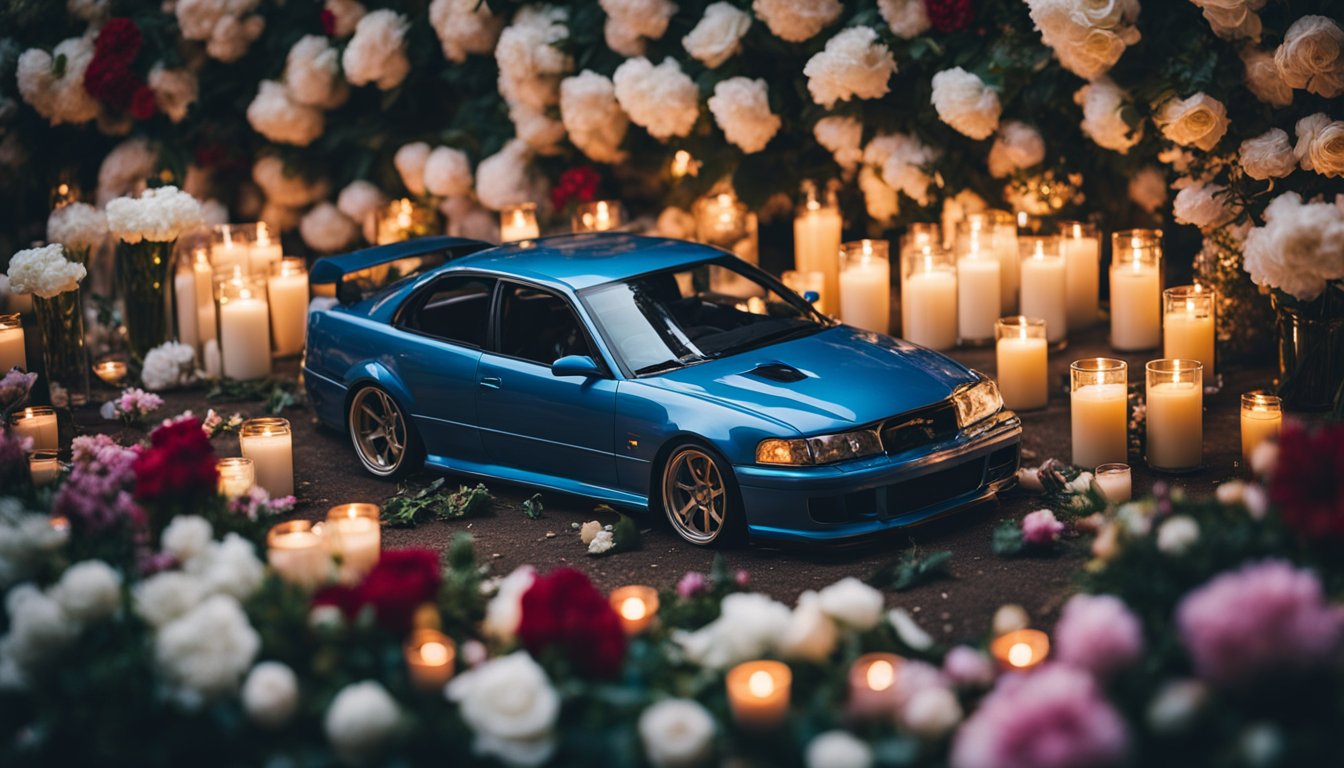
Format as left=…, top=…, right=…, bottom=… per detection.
left=442, top=233, right=726, bottom=291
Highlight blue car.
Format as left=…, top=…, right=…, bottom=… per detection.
left=304, top=233, right=1021, bottom=546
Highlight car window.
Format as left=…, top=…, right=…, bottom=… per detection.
left=403, top=275, right=495, bottom=347
left=496, top=282, right=596, bottom=367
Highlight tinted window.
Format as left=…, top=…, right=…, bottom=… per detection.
left=497, top=283, right=594, bottom=367
left=405, top=275, right=494, bottom=347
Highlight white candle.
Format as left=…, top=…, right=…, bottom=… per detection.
left=217, top=456, right=255, bottom=498
left=990, top=216, right=1020, bottom=314
left=240, top=417, right=293, bottom=497
left=173, top=268, right=199, bottom=350
left=268, top=259, right=309, bottom=358
left=10, top=406, right=58, bottom=451
left=219, top=286, right=272, bottom=381
left=193, top=252, right=217, bottom=351
left=899, top=225, right=941, bottom=336
left=903, top=267, right=958, bottom=350
left=1110, top=230, right=1162, bottom=351
left=1146, top=360, right=1203, bottom=472
left=1163, top=286, right=1215, bottom=379
left=995, top=317, right=1048, bottom=410
left=326, top=503, right=381, bottom=585
left=499, top=203, right=540, bottom=242
left=957, top=255, right=1001, bottom=343
left=266, top=521, right=329, bottom=589
left=793, top=188, right=842, bottom=315
left=28, top=450, right=60, bottom=486
left=1019, top=238, right=1068, bottom=344
left=1071, top=359, right=1128, bottom=469
left=0, top=313, right=24, bottom=371
left=1094, top=463, right=1131, bottom=503
left=839, top=240, right=890, bottom=334
left=211, top=227, right=250, bottom=275
left=1240, top=392, right=1282, bottom=468
left=574, top=200, right=621, bottom=233
left=1060, top=222, right=1100, bottom=330
left=202, top=339, right=222, bottom=378
left=250, top=222, right=283, bottom=274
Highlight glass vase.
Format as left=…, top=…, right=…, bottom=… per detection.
left=32, top=289, right=89, bottom=407
left=1273, top=288, right=1344, bottom=412
left=115, top=239, right=175, bottom=360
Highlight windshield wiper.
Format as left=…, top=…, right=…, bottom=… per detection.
left=634, top=353, right=706, bottom=376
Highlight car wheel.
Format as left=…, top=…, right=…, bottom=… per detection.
left=347, top=385, right=422, bottom=478
left=660, top=444, right=743, bottom=547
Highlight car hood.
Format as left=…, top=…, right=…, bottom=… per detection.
left=634, top=326, right=980, bottom=436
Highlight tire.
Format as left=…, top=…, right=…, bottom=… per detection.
left=659, top=442, right=745, bottom=547
left=347, top=385, right=423, bottom=479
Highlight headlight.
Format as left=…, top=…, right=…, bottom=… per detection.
left=756, top=438, right=811, bottom=465
left=756, top=429, right=883, bottom=466
left=953, top=376, right=1003, bottom=428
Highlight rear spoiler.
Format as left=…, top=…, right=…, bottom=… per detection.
left=311, top=236, right=492, bottom=304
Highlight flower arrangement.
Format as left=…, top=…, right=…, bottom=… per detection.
left=5, top=244, right=86, bottom=299
left=6, top=244, right=90, bottom=405
left=99, top=386, right=164, bottom=426
left=45, top=203, right=108, bottom=264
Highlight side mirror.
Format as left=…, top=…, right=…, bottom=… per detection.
left=803, top=290, right=820, bottom=304
left=552, top=355, right=602, bottom=378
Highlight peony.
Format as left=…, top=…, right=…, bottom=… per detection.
left=814, top=116, right=864, bottom=172
left=483, top=565, right=535, bottom=642
left=752, top=0, right=841, bottom=43
left=903, top=686, right=964, bottom=739
left=46, top=203, right=106, bottom=257
left=284, top=36, right=348, bottom=110
left=176, top=0, right=265, bottom=62
left=429, top=0, right=503, bottom=63
left=559, top=71, right=629, bottom=163
left=600, top=0, right=678, bottom=57
left=3, top=585, right=77, bottom=672
left=1293, top=113, right=1344, bottom=178
left=988, top=121, right=1045, bottom=178
left=495, top=6, right=572, bottom=111
left=16, top=36, right=100, bottom=126
left=447, top=652, right=559, bottom=768
left=806, top=730, right=873, bottom=768
left=325, top=0, right=366, bottom=36
left=341, top=9, right=410, bottom=91
left=1024, top=0, right=1141, bottom=80
left=639, top=698, right=715, bottom=768
left=1173, top=182, right=1237, bottom=230
left=140, top=340, right=198, bottom=391
left=816, top=576, right=884, bottom=630
left=241, top=661, right=298, bottom=730
left=246, top=80, right=324, bottom=147
left=931, top=67, right=1001, bottom=140
left=943, top=645, right=997, bottom=688
left=1190, top=0, right=1264, bottom=41
left=325, top=680, right=402, bottom=766
left=106, top=185, right=202, bottom=244
left=1239, top=128, right=1297, bottom=180
left=1128, top=166, right=1168, bottom=214
left=161, top=515, right=213, bottom=565
left=6, top=245, right=85, bottom=298
left=1021, top=508, right=1064, bottom=545
left=134, top=571, right=206, bottom=628
left=612, top=58, right=699, bottom=141
left=1155, top=93, right=1229, bottom=152
left=778, top=590, right=839, bottom=661
left=1074, top=77, right=1141, bottom=154
left=1274, top=15, right=1344, bottom=99
left=674, top=592, right=790, bottom=669
left=1241, top=47, right=1293, bottom=107
left=1269, top=422, right=1344, bottom=541
left=1157, top=515, right=1200, bottom=555
left=423, top=147, right=473, bottom=197
left=301, top=202, right=359, bottom=253
left=147, top=64, right=198, bottom=124
left=683, top=2, right=752, bottom=69
left=867, top=132, right=937, bottom=206
left=49, top=560, right=121, bottom=623
left=475, top=139, right=543, bottom=211
left=393, top=142, right=431, bottom=197
left=1054, top=594, right=1144, bottom=678
left=155, top=594, right=260, bottom=699
left=858, top=166, right=899, bottom=223
left=879, top=0, right=931, bottom=39
left=1242, top=191, right=1344, bottom=300
left=708, top=77, right=781, bottom=154
left=508, top=102, right=566, bottom=153
left=804, top=27, right=896, bottom=109
left=338, top=180, right=386, bottom=231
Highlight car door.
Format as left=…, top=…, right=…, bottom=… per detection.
left=390, top=273, right=495, bottom=461
left=475, top=280, right=618, bottom=488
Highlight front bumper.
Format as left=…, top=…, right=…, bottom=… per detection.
left=735, top=410, right=1022, bottom=544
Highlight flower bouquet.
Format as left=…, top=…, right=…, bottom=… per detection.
left=6, top=244, right=90, bottom=407
left=45, top=202, right=108, bottom=267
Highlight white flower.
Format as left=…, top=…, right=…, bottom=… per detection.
left=674, top=592, right=791, bottom=669
left=992, top=603, right=1030, bottom=635
left=814, top=116, right=864, bottom=173
left=447, top=652, right=559, bottom=768
left=655, top=207, right=696, bottom=239
left=708, top=77, right=781, bottom=154
left=423, top=147, right=474, bottom=197
left=3, top=585, right=76, bottom=670
left=1242, top=191, right=1344, bottom=301
left=804, top=27, right=896, bottom=109
left=49, top=560, right=121, bottom=624
left=1156, top=515, right=1200, bottom=555
left=888, top=607, right=935, bottom=651
left=941, top=189, right=987, bottom=247
left=508, top=102, right=566, bottom=153
left=429, top=0, right=503, bottom=63
left=242, top=661, right=299, bottom=730
left=1146, top=679, right=1208, bottom=733
left=903, top=686, right=964, bottom=739
left=476, top=139, right=544, bottom=211
left=1155, top=92, right=1229, bottom=152
left=601, top=0, right=678, bottom=56
left=134, top=571, right=206, bottom=628
left=1240, top=47, right=1293, bottom=107
left=394, top=142, right=432, bottom=197
left=1074, top=77, right=1141, bottom=154
left=6, top=244, right=85, bottom=298
left=752, top=0, right=841, bottom=43
left=441, top=195, right=499, bottom=241
left=1294, top=113, right=1344, bottom=178
left=175, top=0, right=266, bottom=63
left=779, top=590, right=839, bottom=661
left=1128, top=166, right=1168, bottom=213
left=805, top=730, right=873, bottom=768
left=15, top=36, right=99, bottom=126
left=496, top=6, right=572, bottom=111
left=1173, top=182, right=1237, bottom=230
left=1215, top=480, right=1247, bottom=507
left=338, top=180, right=386, bottom=232
left=1024, top=0, right=1141, bottom=80
left=148, top=64, right=199, bottom=124
left=253, top=156, right=328, bottom=208
left=342, top=9, right=411, bottom=91
left=301, top=202, right=359, bottom=253
left=106, top=185, right=203, bottom=244
left=187, top=533, right=266, bottom=602
left=97, top=138, right=158, bottom=205
left=868, top=132, right=937, bottom=206
left=931, top=67, right=1001, bottom=140
left=559, top=71, right=629, bottom=164
left=68, top=0, right=110, bottom=22
left=1274, top=15, right=1344, bottom=98
left=0, top=506, right=68, bottom=589
left=325, top=680, right=403, bottom=766
left=325, top=0, right=367, bottom=36
left=1190, top=0, right=1264, bottom=41
left=155, top=594, right=260, bottom=698
left=1239, top=128, right=1297, bottom=180
left=613, top=58, right=700, bottom=141
left=46, top=202, right=106, bottom=255
left=141, top=341, right=198, bottom=391
left=879, top=0, right=931, bottom=39
left=988, top=121, right=1045, bottom=178
left=483, top=565, right=535, bottom=642
left=285, top=36, right=348, bottom=110
left=162, top=516, right=214, bottom=565
left=638, top=698, right=715, bottom=768
left=588, top=530, right=616, bottom=554
left=816, top=577, right=884, bottom=630
left=683, top=2, right=752, bottom=69
left=858, top=166, right=899, bottom=223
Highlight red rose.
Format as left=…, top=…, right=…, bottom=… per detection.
left=130, top=84, right=157, bottom=120
left=314, top=549, right=442, bottom=634
left=83, top=58, right=141, bottom=110
left=133, top=418, right=218, bottom=503
left=320, top=9, right=337, bottom=36
left=1269, top=422, right=1344, bottom=541
left=549, top=166, right=602, bottom=211
left=516, top=568, right=626, bottom=679
left=93, top=18, right=143, bottom=64
left=925, top=0, right=975, bottom=34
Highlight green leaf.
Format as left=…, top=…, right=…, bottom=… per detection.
left=867, top=549, right=953, bottom=591
left=379, top=479, right=492, bottom=527
left=522, top=493, right=544, bottom=520
left=991, top=519, right=1027, bottom=557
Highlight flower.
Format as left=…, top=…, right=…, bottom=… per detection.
left=134, top=573, right=204, bottom=631
left=325, top=680, right=402, bottom=766
left=393, top=142, right=432, bottom=197
left=1173, top=182, right=1237, bottom=230
left=779, top=590, right=839, bottom=661
left=879, top=0, right=931, bottom=39
left=1074, top=77, right=1141, bottom=154
left=1178, top=560, right=1344, bottom=688
left=175, top=0, right=266, bottom=63
left=140, top=341, right=197, bottom=391
left=1241, top=47, right=1293, bottom=107
left=1239, top=128, right=1297, bottom=180
left=951, top=664, right=1129, bottom=768
left=1128, top=166, right=1168, bottom=214
left=804, top=27, right=897, bottom=109
left=252, top=156, right=327, bottom=207
left=988, top=121, right=1045, bottom=178
left=926, top=0, right=975, bottom=33
left=1242, top=191, right=1344, bottom=301
left=931, top=67, right=1001, bottom=140
left=639, top=698, right=715, bottom=768
left=1021, top=508, right=1065, bottom=546
left=324, top=0, right=366, bottom=36
left=6, top=245, right=85, bottom=298
left=708, top=77, right=781, bottom=154
left=246, top=80, right=324, bottom=147
left=49, top=559, right=122, bottom=623
left=447, top=651, right=558, bottom=767
left=993, top=603, right=1030, bottom=635
left=904, top=686, right=964, bottom=739
left=1269, top=423, right=1344, bottom=541
left=423, top=147, right=473, bottom=197
left=1054, top=594, right=1144, bottom=678
left=943, top=645, right=997, bottom=688
left=161, top=515, right=214, bottom=565
left=612, top=58, right=699, bottom=141
left=284, top=35, right=347, bottom=110
left=0, top=500, right=66, bottom=589
left=1024, top=0, right=1141, bottom=80
left=342, top=9, right=410, bottom=91
left=1155, top=92, right=1229, bottom=152
left=675, top=570, right=709, bottom=599
left=1156, top=515, right=1200, bottom=555
left=429, top=0, right=503, bottom=63
left=54, top=435, right=142, bottom=535
left=583, top=529, right=614, bottom=555
left=495, top=6, right=572, bottom=112
left=315, top=548, right=442, bottom=634
left=46, top=202, right=107, bottom=255
left=516, top=568, right=625, bottom=677
left=867, top=132, right=937, bottom=206
left=155, top=594, right=260, bottom=699
left=816, top=576, right=884, bottom=630
left=3, top=584, right=77, bottom=673
left=1145, top=679, right=1208, bottom=734
left=105, top=186, right=203, bottom=244
left=242, top=661, right=298, bottom=730
left=1293, top=113, right=1344, bottom=178
left=1190, top=0, right=1264, bottom=41
left=752, top=0, right=841, bottom=43
left=476, top=139, right=544, bottom=212
left=338, top=180, right=386, bottom=235
left=297, top=202, right=356, bottom=252
left=102, top=386, right=164, bottom=424
left=1274, top=15, right=1344, bottom=99
left=888, top=607, right=935, bottom=651
left=683, top=2, right=751, bottom=69
left=674, top=592, right=790, bottom=668
left=133, top=418, right=218, bottom=507
left=83, top=19, right=145, bottom=112
left=16, top=36, right=99, bottom=125
left=814, top=116, right=864, bottom=173
left=148, top=64, right=198, bottom=123
left=600, top=0, right=677, bottom=56
left=559, top=71, right=629, bottom=164
left=806, top=730, right=873, bottom=768
left=482, top=565, right=535, bottom=642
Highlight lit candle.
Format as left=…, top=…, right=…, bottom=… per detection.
left=990, top=628, right=1050, bottom=671
left=670, top=150, right=697, bottom=178
left=956, top=249, right=1001, bottom=345
left=899, top=224, right=941, bottom=335
left=1163, top=286, right=1215, bottom=380
left=211, top=225, right=251, bottom=275
left=268, top=258, right=309, bottom=358
left=1240, top=392, right=1282, bottom=469
left=405, top=629, right=457, bottom=692
left=193, top=249, right=217, bottom=352
left=839, top=240, right=891, bottom=334
left=217, top=275, right=272, bottom=380
left=173, top=256, right=200, bottom=351
left=499, top=203, right=540, bottom=242
left=28, top=449, right=60, bottom=486
left=240, top=417, right=293, bottom=497
left=901, top=245, right=958, bottom=351
left=326, top=503, right=381, bottom=585
left=1109, top=230, right=1162, bottom=351
left=726, top=660, right=791, bottom=729
left=1018, top=237, right=1068, bottom=344
left=1059, top=221, right=1100, bottom=330
left=1094, top=462, right=1131, bottom=503
left=266, top=520, right=329, bottom=589
left=217, top=457, right=255, bottom=498
left=0, top=313, right=25, bottom=371
left=792, top=183, right=842, bottom=315
left=49, top=515, right=70, bottom=534
left=847, top=652, right=903, bottom=718
left=1070, top=358, right=1128, bottom=469
left=987, top=211, right=1020, bottom=314
left=250, top=222, right=283, bottom=274
left=995, top=317, right=1048, bottom=410
left=10, top=406, right=58, bottom=451
left=695, top=192, right=759, bottom=268
left=92, top=359, right=128, bottom=386
left=1146, top=360, right=1203, bottom=472
left=609, top=585, right=659, bottom=636
left=573, top=200, right=622, bottom=233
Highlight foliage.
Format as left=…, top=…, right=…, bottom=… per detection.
left=380, top=477, right=494, bottom=527
left=521, top=492, right=543, bottom=520
left=866, top=547, right=952, bottom=592
left=206, top=376, right=304, bottom=415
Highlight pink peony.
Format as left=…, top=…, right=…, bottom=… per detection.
left=1176, top=559, right=1344, bottom=688
left=944, top=645, right=997, bottom=688
left=1022, top=509, right=1065, bottom=545
left=676, top=570, right=709, bottom=599
left=951, top=664, right=1129, bottom=768
left=1054, top=594, right=1144, bottom=678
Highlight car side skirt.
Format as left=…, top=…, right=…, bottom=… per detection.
left=424, top=453, right=649, bottom=511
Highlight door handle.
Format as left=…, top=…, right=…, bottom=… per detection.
left=479, top=376, right=502, bottom=390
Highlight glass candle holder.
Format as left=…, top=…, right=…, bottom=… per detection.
left=572, top=200, right=623, bottom=233
left=901, top=242, right=958, bottom=350
left=268, top=258, right=309, bottom=358
left=609, top=585, right=659, bottom=636
left=266, top=520, right=329, bottom=589
left=1163, top=285, right=1215, bottom=379
left=28, top=449, right=60, bottom=487
left=11, top=406, right=58, bottom=452
left=240, top=417, right=293, bottom=497
left=793, top=181, right=842, bottom=315
left=848, top=652, right=903, bottom=719
left=0, top=313, right=26, bottom=371
left=1070, top=358, right=1128, bottom=469
left=1110, top=229, right=1162, bottom=351
left=1094, top=462, right=1131, bottom=503
left=250, top=221, right=283, bottom=274
left=1241, top=391, right=1282, bottom=470
left=726, top=660, right=791, bottom=729
left=955, top=231, right=1001, bottom=346
left=838, top=239, right=891, bottom=334
left=375, top=198, right=439, bottom=244
left=1058, top=221, right=1100, bottom=330
left=211, top=224, right=254, bottom=275
left=405, top=629, right=456, bottom=692
left=1146, top=359, right=1203, bottom=473
left=694, top=192, right=758, bottom=265
left=215, top=271, right=271, bottom=381
left=173, top=248, right=204, bottom=352
left=991, top=628, right=1050, bottom=670
left=995, top=317, right=1048, bottom=411
left=1018, top=236, right=1067, bottom=343
left=499, top=202, right=540, bottom=242
left=959, top=210, right=1019, bottom=313
left=92, top=358, right=128, bottom=386
left=326, top=503, right=381, bottom=585
left=217, top=457, right=255, bottom=498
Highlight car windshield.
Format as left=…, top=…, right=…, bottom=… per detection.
left=580, top=258, right=830, bottom=376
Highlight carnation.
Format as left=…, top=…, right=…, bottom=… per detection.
left=49, top=559, right=122, bottom=623
left=175, top=0, right=265, bottom=63
left=1055, top=594, right=1144, bottom=678
left=393, top=142, right=432, bottom=197
left=804, top=27, right=897, bottom=109
left=300, top=202, right=359, bottom=253
left=1242, top=191, right=1344, bottom=300
left=246, top=80, right=324, bottom=146
left=879, top=0, right=931, bottom=39
left=1155, top=93, right=1229, bottom=152
left=6, top=244, right=85, bottom=298
left=1274, top=15, right=1344, bottom=99
left=325, top=681, right=403, bottom=766
left=342, top=9, right=410, bottom=91
left=423, top=147, right=474, bottom=198
left=1190, top=0, right=1264, bottom=41
left=140, top=341, right=197, bottom=391
left=814, top=116, right=864, bottom=173
left=1294, top=113, right=1344, bottom=178
left=284, top=36, right=348, bottom=110
left=683, top=2, right=752, bottom=69
left=447, top=652, right=559, bottom=768
left=242, top=661, right=298, bottom=730
left=105, top=186, right=203, bottom=244
left=752, top=0, right=841, bottom=43
left=475, top=139, right=544, bottom=211
left=1239, top=128, right=1297, bottom=180
left=1173, top=182, right=1238, bottom=230
left=496, top=6, right=572, bottom=112
left=931, top=67, right=1001, bottom=140
left=155, top=594, right=260, bottom=699
left=148, top=64, right=198, bottom=123
left=1025, top=0, right=1141, bottom=80
left=97, top=138, right=158, bottom=205
left=708, top=77, right=781, bottom=154
left=1074, top=77, right=1141, bottom=154
left=1128, top=166, right=1168, bottom=214
left=429, top=0, right=504, bottom=63
left=639, top=698, right=716, bottom=768
left=15, top=36, right=99, bottom=126
left=559, top=71, right=629, bottom=163
left=612, top=58, right=700, bottom=141
left=45, top=203, right=106, bottom=257
left=779, top=590, right=839, bottom=661
left=988, top=121, right=1045, bottom=178
left=600, top=0, right=677, bottom=56
left=253, top=156, right=327, bottom=207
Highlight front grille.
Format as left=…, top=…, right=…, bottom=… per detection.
left=879, top=401, right=959, bottom=455
left=807, top=457, right=986, bottom=524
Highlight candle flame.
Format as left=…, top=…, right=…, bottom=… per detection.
left=1007, top=642, right=1035, bottom=668
left=256, top=221, right=270, bottom=246
left=620, top=597, right=647, bottom=621
left=1017, top=211, right=1028, bottom=228
left=865, top=659, right=895, bottom=692
left=1072, top=223, right=1082, bottom=239
left=671, top=149, right=693, bottom=177
left=419, top=641, right=450, bottom=666
left=223, top=228, right=233, bottom=247
left=1034, top=240, right=1045, bottom=260
left=747, top=670, right=775, bottom=698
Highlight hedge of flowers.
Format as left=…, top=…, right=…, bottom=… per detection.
left=2, top=399, right=1343, bottom=765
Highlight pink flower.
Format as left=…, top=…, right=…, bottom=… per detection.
left=734, top=569, right=751, bottom=587
left=0, top=369, right=38, bottom=412
left=1054, top=594, right=1144, bottom=679
left=951, top=664, right=1129, bottom=768
left=944, top=645, right=997, bottom=688
left=1176, top=560, right=1344, bottom=688
left=54, top=434, right=144, bottom=533
left=1022, top=509, right=1065, bottom=546
left=676, top=570, right=708, bottom=599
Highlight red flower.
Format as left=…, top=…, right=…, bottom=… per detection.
left=314, top=549, right=442, bottom=634
left=516, top=568, right=626, bottom=678
left=924, top=0, right=975, bottom=34
left=130, top=84, right=157, bottom=120
left=84, top=18, right=145, bottom=111
left=319, top=9, right=337, bottom=36
left=132, top=418, right=218, bottom=504
left=549, top=166, right=602, bottom=211
left=93, top=18, right=143, bottom=64
left=1269, top=422, right=1344, bottom=541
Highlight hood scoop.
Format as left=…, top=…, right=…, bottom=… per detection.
left=746, top=362, right=808, bottom=383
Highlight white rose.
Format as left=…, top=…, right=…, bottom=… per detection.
left=708, top=77, right=781, bottom=154
left=1293, top=113, right=1344, bottom=178
left=987, top=121, right=1045, bottom=178
left=814, top=116, right=864, bottom=172
left=674, top=592, right=791, bottom=669
left=1190, top=0, right=1264, bottom=41
left=1156, top=515, right=1200, bottom=555
left=423, top=147, right=474, bottom=197
left=447, top=652, right=559, bottom=768
left=342, top=9, right=410, bottom=91
left=429, top=0, right=503, bottom=63
left=1239, top=128, right=1297, bottom=180
left=612, top=58, right=699, bottom=141
left=559, top=71, right=629, bottom=163
left=931, top=67, right=1001, bottom=140
left=155, top=595, right=260, bottom=698
left=1242, top=191, right=1344, bottom=300
left=804, top=27, right=897, bottom=109
left=816, top=577, right=884, bottom=630
left=1173, top=181, right=1237, bottom=230
left=779, top=590, right=839, bottom=661
left=5, top=244, right=85, bottom=298
left=752, top=0, right=842, bottom=43
left=638, top=698, right=716, bottom=768
left=242, top=661, right=299, bottom=729
left=1074, top=77, right=1141, bottom=154
left=1128, top=166, right=1168, bottom=214
left=325, top=680, right=403, bottom=766
left=1241, top=47, right=1293, bottom=107
left=394, top=142, right=432, bottom=197
left=1025, top=0, right=1140, bottom=80
left=879, top=0, right=931, bottom=39
left=805, top=730, right=872, bottom=768
left=301, top=202, right=359, bottom=253
left=134, top=571, right=206, bottom=628
left=683, top=2, right=752, bottom=69
left=49, top=560, right=122, bottom=623
left=1155, top=92, right=1229, bottom=152
left=902, top=686, right=963, bottom=739
left=161, top=515, right=214, bottom=565
left=1274, top=15, right=1344, bottom=98
left=246, top=80, right=325, bottom=147
left=483, top=565, right=535, bottom=642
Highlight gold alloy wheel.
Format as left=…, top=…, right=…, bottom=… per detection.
left=662, top=447, right=729, bottom=545
left=348, top=387, right=408, bottom=477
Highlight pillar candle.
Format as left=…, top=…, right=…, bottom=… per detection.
left=250, top=222, right=283, bottom=274
left=326, top=503, right=381, bottom=585
left=1070, top=359, right=1128, bottom=469
left=268, top=258, right=309, bottom=358
left=1094, top=463, right=1131, bottom=503
left=990, top=213, right=1020, bottom=314
left=793, top=185, right=842, bottom=315
left=193, top=251, right=217, bottom=350
left=1060, top=221, right=1100, bottom=329
left=211, top=226, right=250, bottom=274
left=848, top=653, right=903, bottom=719
left=10, top=406, right=58, bottom=451
left=1163, top=286, right=1215, bottom=379
left=1146, top=359, right=1203, bottom=472
left=1019, top=238, right=1068, bottom=343
left=609, top=585, right=659, bottom=636
left=28, top=450, right=60, bottom=486
left=202, top=339, right=222, bottom=379
left=838, top=240, right=890, bottom=334
left=899, top=224, right=941, bottom=336
left=957, top=254, right=1001, bottom=344
left=219, top=282, right=272, bottom=380
left=1240, top=392, right=1282, bottom=468
left=726, top=661, right=791, bottom=729
left=0, top=313, right=24, bottom=371
left=240, top=417, right=293, bottom=497
left=1110, top=230, right=1162, bottom=351
left=499, top=203, right=540, bottom=242
left=173, top=266, right=200, bottom=351
left=405, top=629, right=456, bottom=692
left=995, top=317, right=1048, bottom=410
left=573, top=200, right=621, bottom=233
left=266, top=520, right=329, bottom=589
